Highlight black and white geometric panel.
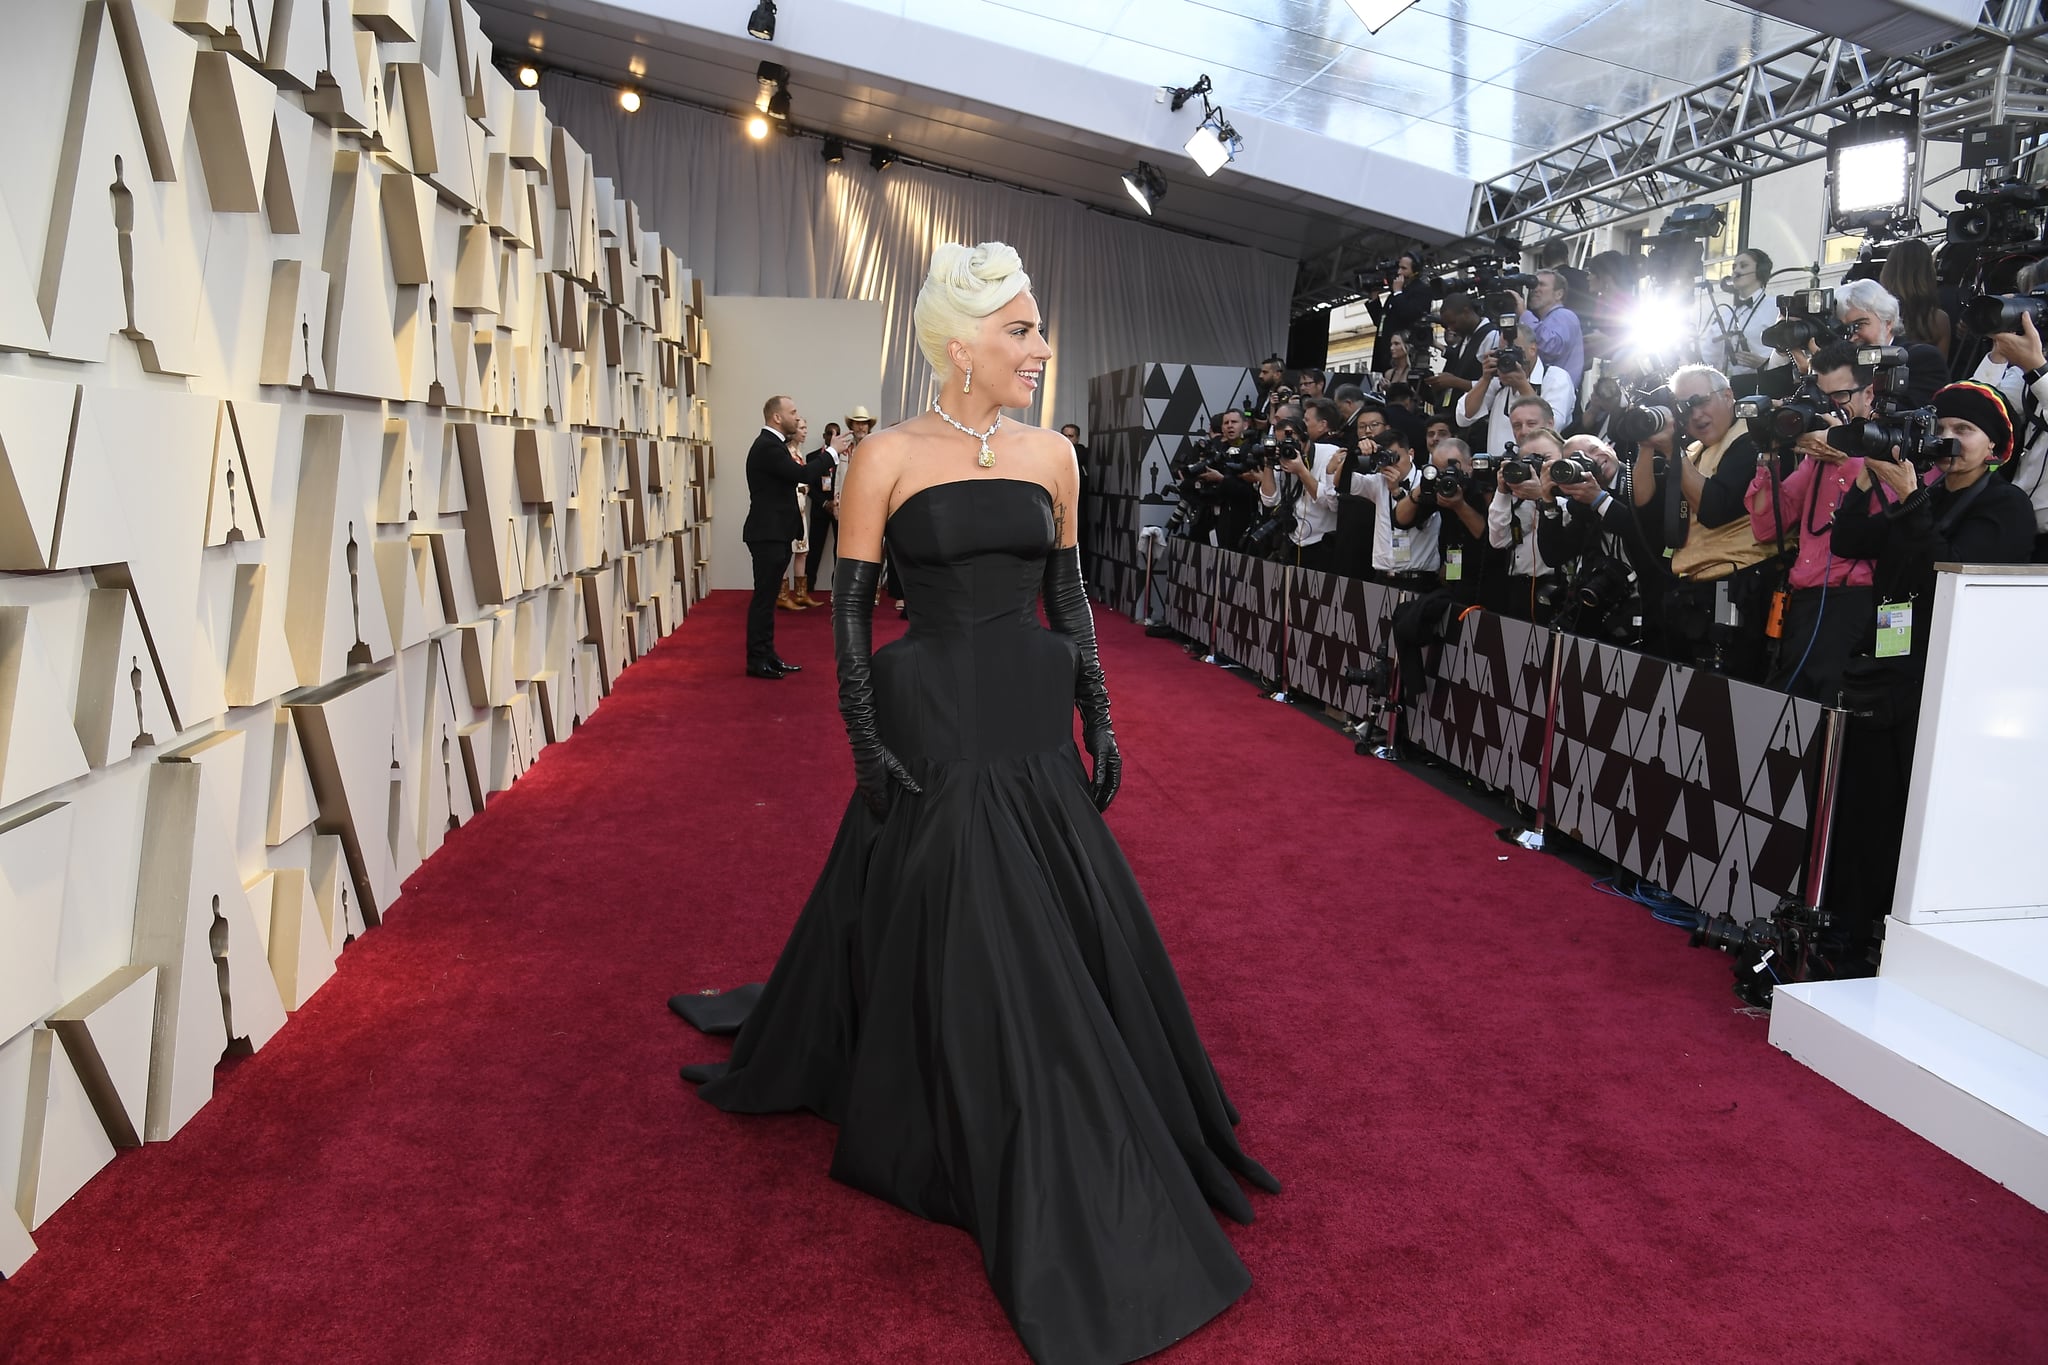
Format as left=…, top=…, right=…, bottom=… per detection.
left=1547, top=639, right=1824, bottom=922
left=1407, top=612, right=1552, bottom=809
left=1285, top=569, right=1408, bottom=716
left=1087, top=364, right=1255, bottom=621
left=1211, top=550, right=1284, bottom=679
left=1164, top=539, right=1214, bottom=640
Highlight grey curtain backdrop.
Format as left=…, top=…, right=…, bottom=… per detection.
left=541, top=74, right=1293, bottom=432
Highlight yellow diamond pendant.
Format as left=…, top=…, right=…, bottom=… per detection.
left=978, top=444, right=996, bottom=468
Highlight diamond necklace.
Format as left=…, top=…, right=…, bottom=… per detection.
left=930, top=397, right=1003, bottom=468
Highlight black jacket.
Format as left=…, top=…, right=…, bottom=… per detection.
left=742, top=428, right=807, bottom=544
left=803, top=447, right=838, bottom=512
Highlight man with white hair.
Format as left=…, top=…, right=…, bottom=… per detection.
left=1833, top=278, right=1948, bottom=406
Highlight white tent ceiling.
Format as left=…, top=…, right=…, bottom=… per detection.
left=474, top=0, right=1817, bottom=260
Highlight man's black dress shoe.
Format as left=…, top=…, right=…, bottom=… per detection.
left=745, top=663, right=784, bottom=679
left=770, top=657, right=801, bottom=674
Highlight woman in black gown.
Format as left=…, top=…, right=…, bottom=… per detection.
left=675, top=241, right=1277, bottom=1364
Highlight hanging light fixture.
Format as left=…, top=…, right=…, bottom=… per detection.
left=618, top=88, right=642, bottom=113
left=821, top=137, right=844, bottom=163
left=1345, top=0, right=1420, bottom=33
left=1122, top=162, right=1167, bottom=216
left=1184, top=112, right=1241, bottom=177
left=747, top=1, right=777, bottom=41
left=516, top=64, right=539, bottom=89
left=870, top=144, right=898, bottom=172
left=746, top=114, right=769, bottom=140
left=1827, top=110, right=1918, bottom=232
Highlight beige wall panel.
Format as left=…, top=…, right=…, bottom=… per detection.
left=14, top=1028, right=116, bottom=1230
left=0, top=610, right=91, bottom=809
left=384, top=646, right=423, bottom=887
left=0, top=193, right=52, bottom=356
left=0, top=1198, right=31, bottom=1278
left=75, top=586, right=174, bottom=765
left=259, top=257, right=330, bottom=389
left=131, top=760, right=226, bottom=1141
left=109, top=0, right=199, bottom=184
left=287, top=666, right=399, bottom=918
left=266, top=706, right=318, bottom=846
left=47, top=964, right=157, bottom=1149
left=306, top=830, right=348, bottom=954
left=225, top=399, right=281, bottom=542
left=37, top=5, right=141, bottom=366
left=0, top=1027, right=32, bottom=1221
left=380, top=171, right=435, bottom=285
left=319, top=150, right=403, bottom=400
left=52, top=763, right=148, bottom=1008
left=0, top=375, right=81, bottom=572
left=263, top=866, right=333, bottom=1009
left=302, top=0, right=366, bottom=129
left=189, top=49, right=276, bottom=214
left=0, top=802, right=74, bottom=1044
left=172, top=1, right=235, bottom=37
left=165, top=726, right=251, bottom=878
left=373, top=536, right=432, bottom=651
left=179, top=759, right=286, bottom=1053
left=76, top=386, right=223, bottom=726
left=258, top=0, right=325, bottom=94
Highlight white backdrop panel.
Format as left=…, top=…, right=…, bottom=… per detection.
left=540, top=75, right=1291, bottom=436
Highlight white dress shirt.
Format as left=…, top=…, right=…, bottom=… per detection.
left=1487, top=490, right=1561, bottom=578
left=1348, top=464, right=1441, bottom=574
left=1458, top=359, right=1577, bottom=455
left=1259, top=441, right=1341, bottom=546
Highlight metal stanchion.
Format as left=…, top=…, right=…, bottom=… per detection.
left=1798, top=704, right=1850, bottom=912
left=1137, top=527, right=1164, bottom=630
left=1502, top=625, right=1567, bottom=851
left=1200, top=549, right=1222, bottom=664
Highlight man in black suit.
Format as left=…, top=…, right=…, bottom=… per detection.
left=743, top=395, right=808, bottom=679
left=1426, top=293, right=1499, bottom=432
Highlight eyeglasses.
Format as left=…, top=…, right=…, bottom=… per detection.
left=1819, top=385, right=1865, bottom=406
left=1675, top=392, right=1717, bottom=414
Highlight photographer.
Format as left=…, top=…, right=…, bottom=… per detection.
left=1458, top=326, right=1577, bottom=453
left=1412, top=437, right=1493, bottom=602
left=1742, top=340, right=1885, bottom=699
left=1652, top=364, right=1783, bottom=680
left=1835, top=279, right=1947, bottom=406
left=1342, top=425, right=1439, bottom=591
left=1297, top=369, right=1328, bottom=400
left=1252, top=413, right=1341, bottom=569
left=1369, top=253, right=1434, bottom=375
left=1427, top=293, right=1497, bottom=426
left=1976, top=303, right=2048, bottom=561
left=1535, top=436, right=1651, bottom=643
left=1487, top=426, right=1569, bottom=620
left=1512, top=269, right=1587, bottom=391
left=1320, top=395, right=1378, bottom=578
left=1169, top=408, right=1261, bottom=549
left=1824, top=382, right=2035, bottom=955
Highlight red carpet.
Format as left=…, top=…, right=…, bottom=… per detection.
left=3, top=592, right=2044, bottom=1363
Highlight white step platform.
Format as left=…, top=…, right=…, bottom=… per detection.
left=1771, top=928, right=2048, bottom=1213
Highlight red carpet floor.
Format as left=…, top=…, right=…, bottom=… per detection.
left=3, top=592, right=2044, bottom=1363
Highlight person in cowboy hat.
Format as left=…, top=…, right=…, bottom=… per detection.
left=798, top=420, right=854, bottom=608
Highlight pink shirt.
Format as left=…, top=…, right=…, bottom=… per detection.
left=1745, top=454, right=1884, bottom=590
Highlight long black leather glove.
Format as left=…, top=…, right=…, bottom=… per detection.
left=1042, top=546, right=1121, bottom=812
left=833, top=558, right=923, bottom=816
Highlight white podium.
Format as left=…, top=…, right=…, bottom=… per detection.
left=1772, top=565, right=2048, bottom=1211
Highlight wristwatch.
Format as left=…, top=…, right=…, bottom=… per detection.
left=2024, top=365, right=2047, bottom=389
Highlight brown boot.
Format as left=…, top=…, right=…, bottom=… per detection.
left=776, top=585, right=802, bottom=610
left=795, top=574, right=823, bottom=608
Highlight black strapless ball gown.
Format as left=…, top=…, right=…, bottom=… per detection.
left=677, top=478, right=1277, bottom=1365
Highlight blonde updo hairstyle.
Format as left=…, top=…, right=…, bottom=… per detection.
left=913, top=241, right=1032, bottom=381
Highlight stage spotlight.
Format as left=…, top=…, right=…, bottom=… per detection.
left=517, top=64, right=539, bottom=89
left=1122, top=161, right=1166, bottom=216
left=870, top=145, right=897, bottom=171
left=1827, top=112, right=1916, bottom=232
left=767, top=86, right=791, bottom=120
left=747, top=114, right=770, bottom=140
left=747, top=1, right=777, bottom=40
left=1184, top=113, right=1241, bottom=177
left=618, top=88, right=641, bottom=113
left=822, top=137, right=845, bottom=163
left=1345, top=0, right=1421, bottom=33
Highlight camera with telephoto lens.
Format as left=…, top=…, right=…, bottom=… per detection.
left=1962, top=289, right=2048, bottom=336
left=1736, top=381, right=1831, bottom=454
left=1760, top=288, right=1843, bottom=353
left=1356, top=442, right=1400, bottom=474
left=1945, top=180, right=2048, bottom=251
left=1542, top=554, right=1640, bottom=646
left=1498, top=442, right=1543, bottom=488
left=1692, top=897, right=1843, bottom=1010
left=1545, top=453, right=1601, bottom=489
left=1825, top=348, right=1960, bottom=467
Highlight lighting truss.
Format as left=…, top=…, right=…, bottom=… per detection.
left=1292, top=2, right=2048, bottom=314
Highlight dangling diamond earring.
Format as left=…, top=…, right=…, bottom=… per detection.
left=962, top=366, right=973, bottom=395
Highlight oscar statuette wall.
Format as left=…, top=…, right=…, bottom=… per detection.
left=0, top=0, right=714, bottom=1274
